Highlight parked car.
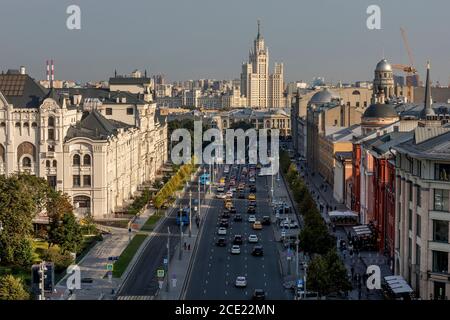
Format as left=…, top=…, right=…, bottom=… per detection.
left=251, top=245, right=264, bottom=256
left=233, top=235, right=243, bottom=245
left=216, top=237, right=227, bottom=247
left=262, top=216, right=271, bottom=225
left=233, top=214, right=242, bottom=222
left=252, top=289, right=266, bottom=300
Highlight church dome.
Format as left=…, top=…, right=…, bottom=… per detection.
left=375, top=59, right=392, bottom=72
left=363, top=102, right=398, bottom=119
left=309, top=88, right=340, bottom=106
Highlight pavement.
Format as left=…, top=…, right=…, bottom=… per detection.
left=184, top=164, right=293, bottom=300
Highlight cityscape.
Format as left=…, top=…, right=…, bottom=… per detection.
left=0, top=0, right=449, bottom=314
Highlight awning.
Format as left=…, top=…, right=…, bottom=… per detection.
left=384, top=275, right=413, bottom=294
left=352, top=224, right=372, bottom=236
left=328, top=210, right=359, bottom=217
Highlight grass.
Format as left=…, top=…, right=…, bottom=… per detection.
left=112, top=233, right=148, bottom=278
left=141, top=211, right=164, bottom=231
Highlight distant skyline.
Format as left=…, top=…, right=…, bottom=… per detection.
left=1, top=0, right=450, bottom=85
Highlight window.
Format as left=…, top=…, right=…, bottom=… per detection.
left=434, top=189, right=449, bottom=211
left=416, top=214, right=421, bottom=237
left=432, top=251, right=448, bottom=273
left=83, top=154, right=91, bottom=166
left=22, top=157, right=31, bottom=167
left=409, top=182, right=413, bottom=202
left=73, top=154, right=80, bottom=166
left=435, top=163, right=450, bottom=181
left=73, top=175, right=81, bottom=187
left=48, top=116, right=55, bottom=127
left=106, top=108, right=112, bottom=115
left=126, top=108, right=134, bottom=115
left=46, top=160, right=51, bottom=167
left=416, top=244, right=421, bottom=266
left=83, top=175, right=91, bottom=187
left=356, top=102, right=360, bottom=107
left=48, top=145, right=55, bottom=152
left=433, top=220, right=449, bottom=243
left=48, top=128, right=55, bottom=140
left=408, top=209, right=413, bottom=231
left=52, top=160, right=57, bottom=167
left=15, top=122, right=21, bottom=127
left=416, top=186, right=421, bottom=207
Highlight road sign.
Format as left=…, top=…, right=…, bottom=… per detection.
left=157, top=269, right=165, bottom=278
left=106, top=264, right=113, bottom=271
left=163, top=258, right=168, bottom=265
left=281, top=231, right=286, bottom=237
left=297, top=279, right=304, bottom=287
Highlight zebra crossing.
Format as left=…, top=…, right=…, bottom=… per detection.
left=117, top=295, right=154, bottom=300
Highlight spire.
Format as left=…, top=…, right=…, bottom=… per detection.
left=420, top=61, right=435, bottom=119
left=257, top=19, right=261, bottom=39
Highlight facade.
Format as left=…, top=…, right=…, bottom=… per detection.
left=240, top=21, right=286, bottom=108
left=0, top=68, right=168, bottom=220
left=334, top=151, right=353, bottom=208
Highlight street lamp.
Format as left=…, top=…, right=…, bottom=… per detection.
left=179, top=204, right=183, bottom=261
left=189, top=190, right=192, bottom=238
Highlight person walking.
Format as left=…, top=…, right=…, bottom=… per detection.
left=188, top=244, right=191, bottom=251
left=184, top=242, right=187, bottom=250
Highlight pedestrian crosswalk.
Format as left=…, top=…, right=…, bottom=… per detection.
left=117, top=295, right=154, bottom=300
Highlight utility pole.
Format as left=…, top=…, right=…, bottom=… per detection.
left=198, top=176, right=201, bottom=222
left=179, top=204, right=183, bottom=260
left=189, top=190, right=192, bottom=238
left=295, top=240, right=299, bottom=298
left=303, top=261, right=308, bottom=300
left=38, top=261, right=47, bottom=300
left=166, top=226, right=170, bottom=292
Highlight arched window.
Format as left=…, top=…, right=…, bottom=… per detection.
left=46, top=160, right=51, bottom=167
left=23, top=122, right=29, bottom=127
left=0, top=122, right=5, bottom=127
left=0, top=144, right=5, bottom=163
left=52, top=160, right=57, bottom=167
left=22, top=157, right=32, bottom=167
left=83, top=154, right=91, bottom=166
left=31, top=122, right=38, bottom=128
left=48, top=116, right=55, bottom=127
left=15, top=122, right=21, bottom=127
left=352, top=90, right=360, bottom=95
left=73, top=154, right=80, bottom=166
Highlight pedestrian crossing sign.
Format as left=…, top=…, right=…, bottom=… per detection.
left=107, top=263, right=113, bottom=271
left=157, top=269, right=165, bottom=278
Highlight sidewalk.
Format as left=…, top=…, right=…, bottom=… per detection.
left=50, top=207, right=156, bottom=300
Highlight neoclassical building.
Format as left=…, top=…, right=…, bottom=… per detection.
left=0, top=68, right=168, bottom=219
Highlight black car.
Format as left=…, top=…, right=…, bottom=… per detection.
left=216, top=238, right=227, bottom=247
left=249, top=185, right=257, bottom=193
left=219, top=219, right=229, bottom=228
left=222, top=211, right=230, bottom=218
left=252, top=289, right=266, bottom=300
left=262, top=216, right=271, bottom=225
left=229, top=207, right=237, bottom=214
left=252, top=246, right=264, bottom=256
left=233, top=235, right=243, bottom=245
left=247, top=206, right=256, bottom=214
left=238, top=192, right=245, bottom=199
left=234, top=214, right=242, bottom=222
left=249, top=200, right=257, bottom=207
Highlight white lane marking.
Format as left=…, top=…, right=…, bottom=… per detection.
left=264, top=282, right=267, bottom=287
left=209, top=263, right=211, bottom=267
left=245, top=291, right=248, bottom=295
left=203, top=289, right=207, bottom=294
left=225, top=290, right=228, bottom=295
left=262, top=264, right=265, bottom=268
left=205, top=280, right=208, bottom=284
left=263, top=273, right=266, bottom=277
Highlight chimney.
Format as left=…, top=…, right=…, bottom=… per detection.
left=46, top=60, right=50, bottom=81
left=51, top=60, right=55, bottom=83
left=20, top=66, right=26, bottom=75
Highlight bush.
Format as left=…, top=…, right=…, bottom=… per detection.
left=41, top=249, right=74, bottom=273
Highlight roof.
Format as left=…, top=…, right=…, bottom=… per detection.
left=335, top=151, right=353, bottom=161
left=363, top=131, right=414, bottom=156
left=309, top=88, right=340, bottom=106
left=0, top=72, right=47, bottom=108
left=109, top=76, right=152, bottom=85
left=375, top=59, right=392, bottom=72
left=326, top=124, right=361, bottom=142
left=363, top=102, right=399, bottom=118
left=65, top=109, right=131, bottom=141
left=414, top=87, right=450, bottom=104
left=57, top=88, right=147, bottom=105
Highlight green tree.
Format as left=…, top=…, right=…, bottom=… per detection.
left=48, top=211, right=83, bottom=254
left=0, top=275, right=30, bottom=300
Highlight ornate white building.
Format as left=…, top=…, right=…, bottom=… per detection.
left=240, top=21, right=286, bottom=108
left=0, top=68, right=168, bottom=219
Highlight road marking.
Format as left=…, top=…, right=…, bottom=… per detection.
left=262, top=264, right=265, bottom=268
left=245, top=291, right=248, bottom=295
left=205, top=280, right=208, bottom=284
left=226, top=272, right=229, bottom=276
left=225, top=290, right=228, bottom=295
left=264, top=282, right=267, bottom=287
left=203, top=289, right=207, bottom=294
left=209, top=263, right=211, bottom=267
left=263, top=273, right=266, bottom=277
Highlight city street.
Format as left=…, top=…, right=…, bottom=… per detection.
left=185, top=165, right=292, bottom=300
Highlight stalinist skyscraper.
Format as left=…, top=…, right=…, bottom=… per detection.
left=240, top=20, right=285, bottom=108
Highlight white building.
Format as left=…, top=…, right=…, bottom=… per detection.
left=0, top=68, right=168, bottom=219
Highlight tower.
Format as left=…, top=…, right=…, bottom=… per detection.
left=420, top=61, right=435, bottom=119
left=373, top=58, right=394, bottom=100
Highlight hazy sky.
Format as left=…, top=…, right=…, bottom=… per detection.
left=1, top=0, right=450, bottom=84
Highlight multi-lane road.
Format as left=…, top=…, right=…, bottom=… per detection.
left=184, top=164, right=292, bottom=300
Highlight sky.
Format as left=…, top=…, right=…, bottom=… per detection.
left=1, top=0, right=450, bottom=85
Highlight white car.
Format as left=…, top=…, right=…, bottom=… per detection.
left=216, top=192, right=226, bottom=199
left=231, top=245, right=241, bottom=254
left=226, top=191, right=233, bottom=197
left=248, top=234, right=258, bottom=243
left=217, top=227, right=227, bottom=235
left=229, top=187, right=237, bottom=192
left=217, top=186, right=225, bottom=193
left=248, top=215, right=256, bottom=223
left=235, top=276, right=247, bottom=287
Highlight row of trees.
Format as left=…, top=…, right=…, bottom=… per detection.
left=280, top=151, right=351, bottom=297
left=153, top=163, right=197, bottom=209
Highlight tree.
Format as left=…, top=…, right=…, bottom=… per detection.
left=0, top=275, right=30, bottom=300
left=48, top=212, right=83, bottom=254
left=307, top=250, right=352, bottom=297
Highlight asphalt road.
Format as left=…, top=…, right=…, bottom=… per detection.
left=117, top=169, right=207, bottom=297
left=185, top=164, right=292, bottom=300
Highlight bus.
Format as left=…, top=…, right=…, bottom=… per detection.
left=176, top=207, right=190, bottom=225
left=199, top=173, right=210, bottom=186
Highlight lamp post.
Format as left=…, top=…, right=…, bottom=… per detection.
left=178, top=204, right=183, bottom=261
left=189, top=190, right=192, bottom=238
left=166, top=226, right=170, bottom=292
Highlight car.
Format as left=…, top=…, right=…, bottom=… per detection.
left=233, top=214, right=242, bottom=222
left=229, top=187, right=237, bottom=193
left=252, top=289, right=266, bottom=300
left=248, top=234, right=258, bottom=243
left=219, top=219, right=229, bottom=228
left=216, top=192, right=226, bottom=199
left=289, top=221, right=299, bottom=228
left=248, top=193, right=256, bottom=201
left=249, top=185, right=256, bottom=192
left=262, top=216, right=271, bottom=225
left=229, top=207, right=237, bottom=214
left=217, top=186, right=225, bottom=193
left=249, top=200, right=257, bottom=207
left=231, top=245, right=241, bottom=254
left=226, top=191, right=233, bottom=198
left=249, top=177, right=256, bottom=183
left=235, top=276, right=247, bottom=287
left=238, top=192, right=245, bottom=199
left=216, top=237, right=227, bottom=247
left=252, top=245, right=264, bottom=256
left=217, top=227, right=227, bottom=235
left=253, top=221, right=262, bottom=230
left=248, top=215, right=256, bottom=223
left=247, top=206, right=256, bottom=214
left=222, top=211, right=230, bottom=219
left=233, top=235, right=243, bottom=245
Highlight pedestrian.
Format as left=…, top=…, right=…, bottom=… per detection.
left=188, top=244, right=191, bottom=251
left=184, top=242, right=187, bottom=250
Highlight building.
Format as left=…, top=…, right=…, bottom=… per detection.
left=334, top=151, right=353, bottom=208
left=240, top=21, right=286, bottom=108
left=0, top=67, right=168, bottom=220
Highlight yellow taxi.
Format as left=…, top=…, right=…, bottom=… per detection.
left=248, top=193, right=256, bottom=201
left=252, top=221, right=263, bottom=230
